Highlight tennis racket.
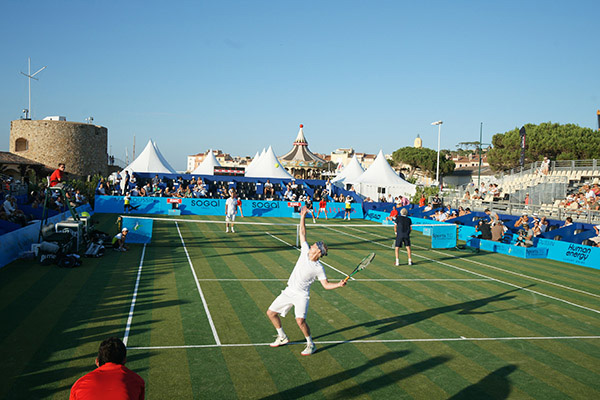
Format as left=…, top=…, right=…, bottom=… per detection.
left=343, top=252, right=375, bottom=282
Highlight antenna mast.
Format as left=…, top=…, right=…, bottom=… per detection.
left=20, top=57, right=47, bottom=120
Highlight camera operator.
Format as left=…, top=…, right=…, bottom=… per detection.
left=515, top=223, right=534, bottom=247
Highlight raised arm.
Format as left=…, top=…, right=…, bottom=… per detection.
left=298, top=206, right=308, bottom=243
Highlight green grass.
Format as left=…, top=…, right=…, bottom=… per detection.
left=0, top=213, right=599, bottom=399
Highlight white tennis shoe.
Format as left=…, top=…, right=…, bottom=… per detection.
left=301, top=342, right=316, bottom=356
left=270, top=335, right=289, bottom=347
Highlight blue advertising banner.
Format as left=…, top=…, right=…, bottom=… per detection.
left=122, top=217, right=154, bottom=244
left=94, top=196, right=364, bottom=219
left=423, top=225, right=457, bottom=248
left=537, top=238, right=600, bottom=269
left=364, top=209, right=391, bottom=223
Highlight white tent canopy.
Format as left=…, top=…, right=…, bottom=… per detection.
left=332, top=155, right=364, bottom=185
left=245, top=151, right=261, bottom=176
left=246, top=146, right=293, bottom=179
left=122, top=140, right=176, bottom=175
left=351, top=150, right=416, bottom=200
left=191, top=150, right=221, bottom=175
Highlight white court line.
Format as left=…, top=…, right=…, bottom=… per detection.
left=123, top=243, right=146, bottom=346
left=325, top=226, right=600, bottom=315
left=176, top=222, right=221, bottom=345
left=127, top=335, right=600, bottom=350
left=266, top=232, right=353, bottom=280
left=197, top=278, right=492, bottom=282
left=349, top=226, right=600, bottom=300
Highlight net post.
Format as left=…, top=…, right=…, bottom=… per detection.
left=296, top=224, right=300, bottom=247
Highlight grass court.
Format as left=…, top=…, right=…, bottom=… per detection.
left=0, top=213, right=599, bottom=399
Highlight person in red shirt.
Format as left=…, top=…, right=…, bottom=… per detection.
left=70, top=337, right=145, bottom=400
left=418, top=194, right=426, bottom=207
left=49, top=163, right=66, bottom=187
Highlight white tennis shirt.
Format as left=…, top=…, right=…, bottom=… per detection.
left=225, top=197, right=238, bottom=215
left=286, top=242, right=327, bottom=296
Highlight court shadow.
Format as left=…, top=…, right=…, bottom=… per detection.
left=317, top=285, right=534, bottom=350
left=331, top=355, right=452, bottom=399
left=259, top=351, right=410, bottom=400
left=448, top=364, right=518, bottom=400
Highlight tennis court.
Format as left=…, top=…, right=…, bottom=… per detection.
left=1, top=213, right=599, bottom=399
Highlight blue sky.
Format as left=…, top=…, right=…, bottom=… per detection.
left=1, top=0, right=598, bottom=171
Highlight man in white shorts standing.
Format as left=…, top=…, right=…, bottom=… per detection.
left=225, top=189, right=243, bottom=233
left=266, top=206, right=346, bottom=356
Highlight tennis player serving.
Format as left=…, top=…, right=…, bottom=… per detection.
left=266, top=206, right=346, bottom=356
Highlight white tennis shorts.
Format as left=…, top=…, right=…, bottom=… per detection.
left=225, top=214, right=236, bottom=222
left=268, top=288, right=310, bottom=319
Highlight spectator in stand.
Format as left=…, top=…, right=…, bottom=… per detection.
left=539, top=216, right=549, bottom=233
left=532, top=220, right=542, bottom=237
left=431, top=194, right=442, bottom=209
left=561, top=217, right=573, bottom=228
left=326, top=178, right=332, bottom=195
left=540, top=156, right=550, bottom=175
left=524, top=193, right=530, bottom=205
left=152, top=174, right=160, bottom=186
left=2, top=195, right=28, bottom=226
left=514, top=213, right=529, bottom=228
left=419, top=194, right=426, bottom=207
left=463, top=190, right=471, bottom=201
left=589, top=225, right=600, bottom=247
left=400, top=195, right=410, bottom=206
left=49, top=163, right=66, bottom=187
left=122, top=170, right=130, bottom=195
left=464, top=207, right=472, bottom=215
left=471, top=189, right=481, bottom=200
left=264, top=179, right=274, bottom=199
left=491, top=220, right=505, bottom=242
left=484, top=208, right=499, bottom=225
left=70, top=336, right=145, bottom=400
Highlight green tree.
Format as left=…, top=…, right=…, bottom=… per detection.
left=392, top=147, right=455, bottom=178
left=487, top=122, right=600, bottom=171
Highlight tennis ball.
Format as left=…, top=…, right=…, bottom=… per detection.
left=275, top=163, right=279, bottom=168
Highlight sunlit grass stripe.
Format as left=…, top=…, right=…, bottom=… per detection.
left=475, top=249, right=600, bottom=286
left=142, top=221, right=196, bottom=397
left=178, top=221, right=278, bottom=398
left=313, top=274, right=573, bottom=397
left=344, top=225, right=600, bottom=316
left=190, top=221, right=411, bottom=397
left=430, top=244, right=600, bottom=297
left=421, top=278, right=600, bottom=386
left=398, top=276, right=600, bottom=393
left=460, top=252, right=600, bottom=299
left=352, top=225, right=600, bottom=297
left=309, top=286, right=475, bottom=397
left=1, top=247, right=137, bottom=398
left=142, top=223, right=196, bottom=399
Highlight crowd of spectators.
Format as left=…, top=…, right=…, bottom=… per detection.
left=1, top=169, right=88, bottom=230
left=462, top=182, right=503, bottom=202
left=558, top=183, right=600, bottom=212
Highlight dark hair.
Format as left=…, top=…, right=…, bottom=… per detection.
left=97, top=337, right=126, bottom=366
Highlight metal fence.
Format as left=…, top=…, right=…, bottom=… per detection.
left=497, top=159, right=600, bottom=179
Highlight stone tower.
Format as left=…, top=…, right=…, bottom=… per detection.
left=9, top=119, right=108, bottom=176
